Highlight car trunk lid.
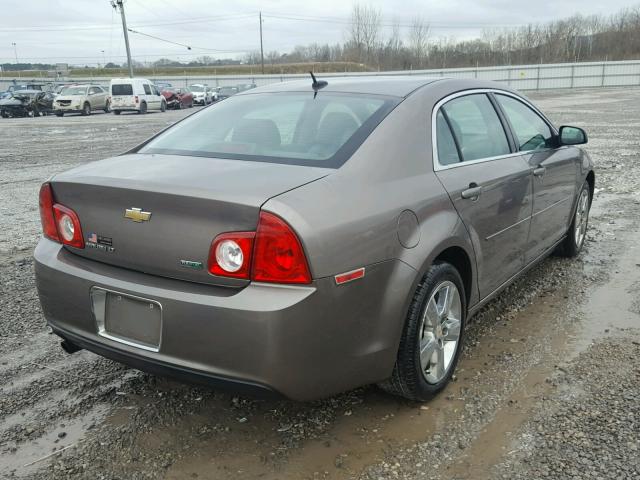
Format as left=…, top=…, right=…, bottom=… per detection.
left=50, top=153, right=331, bottom=287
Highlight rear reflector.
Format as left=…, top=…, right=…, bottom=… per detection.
left=335, top=267, right=365, bottom=285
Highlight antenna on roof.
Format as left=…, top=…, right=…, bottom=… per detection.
left=309, top=71, right=328, bottom=98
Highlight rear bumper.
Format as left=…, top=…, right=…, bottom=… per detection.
left=34, top=238, right=415, bottom=400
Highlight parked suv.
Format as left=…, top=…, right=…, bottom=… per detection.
left=189, top=84, right=212, bottom=105
left=110, top=78, right=166, bottom=114
left=54, top=84, right=110, bottom=116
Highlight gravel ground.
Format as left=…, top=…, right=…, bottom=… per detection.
left=0, top=88, right=639, bottom=479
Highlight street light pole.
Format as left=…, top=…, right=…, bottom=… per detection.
left=259, top=12, right=264, bottom=74
left=11, top=42, right=18, bottom=65
left=111, top=0, right=134, bottom=77
left=101, top=50, right=106, bottom=68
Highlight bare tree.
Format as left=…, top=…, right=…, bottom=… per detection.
left=409, top=16, right=430, bottom=68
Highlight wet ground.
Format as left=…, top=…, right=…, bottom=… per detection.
left=0, top=88, right=639, bottom=479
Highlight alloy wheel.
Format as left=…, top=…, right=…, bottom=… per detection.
left=418, top=281, right=462, bottom=384
left=574, top=188, right=590, bottom=249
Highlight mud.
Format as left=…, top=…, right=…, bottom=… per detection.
left=1, top=88, right=639, bottom=479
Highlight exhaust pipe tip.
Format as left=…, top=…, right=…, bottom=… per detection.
left=60, top=339, right=82, bottom=354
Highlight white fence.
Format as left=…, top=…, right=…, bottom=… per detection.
left=2, top=60, right=640, bottom=92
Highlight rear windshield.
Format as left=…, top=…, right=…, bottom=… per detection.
left=190, top=85, right=204, bottom=92
left=111, top=84, right=133, bottom=95
left=138, top=92, right=398, bottom=167
left=219, top=87, right=238, bottom=95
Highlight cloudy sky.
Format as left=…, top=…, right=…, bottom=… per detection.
left=0, top=0, right=635, bottom=65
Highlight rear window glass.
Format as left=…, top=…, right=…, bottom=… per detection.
left=138, top=92, right=399, bottom=167
left=112, top=84, right=133, bottom=95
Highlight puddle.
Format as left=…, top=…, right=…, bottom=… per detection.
left=1, top=403, right=109, bottom=476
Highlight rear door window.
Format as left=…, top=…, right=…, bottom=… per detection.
left=143, top=84, right=152, bottom=95
left=112, top=84, right=133, bottom=96
left=441, top=94, right=510, bottom=162
left=495, top=94, right=554, bottom=152
left=435, top=111, right=461, bottom=165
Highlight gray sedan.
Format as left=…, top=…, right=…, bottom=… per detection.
left=34, top=77, right=593, bottom=401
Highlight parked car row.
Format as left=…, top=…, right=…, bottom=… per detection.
left=0, top=78, right=257, bottom=118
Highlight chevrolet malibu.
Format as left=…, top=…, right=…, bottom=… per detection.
left=35, top=77, right=594, bottom=401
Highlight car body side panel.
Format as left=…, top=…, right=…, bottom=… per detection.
left=526, top=147, right=580, bottom=261
left=435, top=156, right=533, bottom=298
left=263, top=82, right=480, bottom=360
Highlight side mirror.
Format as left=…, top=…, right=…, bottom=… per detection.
left=559, top=126, right=587, bottom=146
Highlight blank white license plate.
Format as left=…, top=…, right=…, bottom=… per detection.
left=91, top=288, right=162, bottom=352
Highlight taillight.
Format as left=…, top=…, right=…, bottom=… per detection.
left=208, top=232, right=255, bottom=279
left=38, top=182, right=84, bottom=248
left=207, top=212, right=312, bottom=284
left=134, top=95, right=139, bottom=103
left=39, top=183, right=59, bottom=242
left=252, top=212, right=311, bottom=284
left=53, top=204, right=84, bottom=248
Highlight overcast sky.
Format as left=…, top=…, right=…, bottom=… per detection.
left=0, top=0, right=635, bottom=65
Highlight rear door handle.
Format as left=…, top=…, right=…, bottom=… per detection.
left=533, top=166, right=546, bottom=177
left=461, top=183, right=483, bottom=200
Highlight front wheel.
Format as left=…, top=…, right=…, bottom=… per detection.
left=378, top=262, right=466, bottom=401
left=113, top=110, right=121, bottom=115
left=55, top=111, right=64, bottom=117
left=104, top=100, right=111, bottom=113
left=559, top=181, right=591, bottom=257
left=160, top=100, right=166, bottom=112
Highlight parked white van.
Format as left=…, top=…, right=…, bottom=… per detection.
left=109, top=78, right=166, bottom=114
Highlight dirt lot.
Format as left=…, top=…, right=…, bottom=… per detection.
left=1, top=89, right=639, bottom=480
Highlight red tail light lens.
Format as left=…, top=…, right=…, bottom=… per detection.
left=208, top=232, right=255, bottom=279
left=252, top=212, right=312, bottom=284
left=38, top=182, right=84, bottom=248
left=39, top=183, right=59, bottom=242
left=53, top=204, right=84, bottom=248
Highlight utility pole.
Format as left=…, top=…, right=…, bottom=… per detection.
left=259, top=12, right=264, bottom=74
left=111, top=0, right=134, bottom=77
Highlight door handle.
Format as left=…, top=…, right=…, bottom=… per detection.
left=533, top=166, right=546, bottom=177
left=461, top=183, right=483, bottom=200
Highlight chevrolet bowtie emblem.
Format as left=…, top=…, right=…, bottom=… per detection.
left=124, top=207, right=152, bottom=223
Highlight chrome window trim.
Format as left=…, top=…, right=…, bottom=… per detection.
left=431, top=88, right=557, bottom=172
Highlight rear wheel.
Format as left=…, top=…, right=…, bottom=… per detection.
left=55, top=111, right=64, bottom=117
left=559, top=181, right=591, bottom=257
left=160, top=100, right=166, bottom=112
left=139, top=102, right=147, bottom=114
left=113, top=110, right=121, bottom=115
left=104, top=100, right=111, bottom=113
left=82, top=102, right=91, bottom=116
left=379, top=262, right=466, bottom=401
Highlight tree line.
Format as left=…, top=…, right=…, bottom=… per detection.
left=246, top=4, right=640, bottom=70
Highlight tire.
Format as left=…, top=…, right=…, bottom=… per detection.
left=160, top=100, right=166, bottom=112
left=558, top=181, right=591, bottom=257
left=188, top=101, right=193, bottom=108
left=82, top=102, right=91, bottom=116
left=55, top=111, right=64, bottom=117
left=178, top=101, right=184, bottom=110
left=104, top=100, right=111, bottom=113
left=378, top=262, right=466, bottom=401
left=113, top=110, right=121, bottom=115
left=139, top=102, right=147, bottom=114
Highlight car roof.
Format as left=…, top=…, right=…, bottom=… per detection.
left=238, top=76, right=446, bottom=98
